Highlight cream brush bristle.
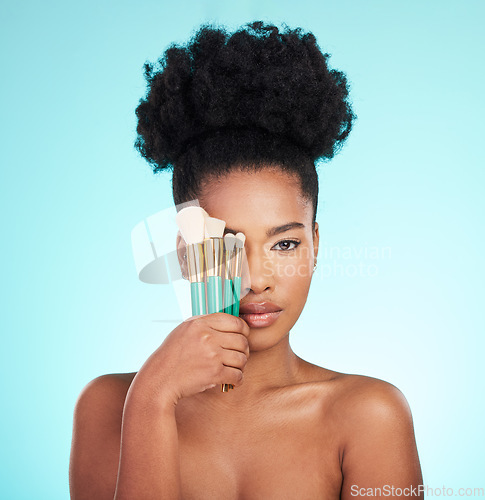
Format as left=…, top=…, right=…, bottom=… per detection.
left=223, top=233, right=237, bottom=254
left=204, top=216, right=226, bottom=239
left=235, top=232, right=246, bottom=249
left=223, top=233, right=237, bottom=298
left=175, top=206, right=207, bottom=318
left=175, top=206, right=206, bottom=244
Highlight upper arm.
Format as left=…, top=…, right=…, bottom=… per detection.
left=340, top=378, right=423, bottom=499
left=69, top=374, right=130, bottom=500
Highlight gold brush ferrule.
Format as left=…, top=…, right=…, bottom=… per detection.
left=213, top=238, right=224, bottom=276
left=203, top=238, right=215, bottom=278
left=204, top=238, right=224, bottom=278
left=224, top=247, right=235, bottom=280
left=187, top=242, right=205, bottom=283
left=234, top=247, right=243, bottom=278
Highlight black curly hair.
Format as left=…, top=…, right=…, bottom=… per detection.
left=135, top=20, right=356, bottom=229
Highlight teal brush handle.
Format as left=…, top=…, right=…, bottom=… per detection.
left=190, top=281, right=206, bottom=316
left=222, top=275, right=241, bottom=392
left=223, top=277, right=235, bottom=392
left=232, top=276, right=242, bottom=317
left=224, top=278, right=233, bottom=314
left=207, top=275, right=223, bottom=313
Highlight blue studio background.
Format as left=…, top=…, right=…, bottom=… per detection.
left=1, top=0, right=484, bottom=498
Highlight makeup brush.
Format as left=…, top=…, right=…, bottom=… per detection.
left=203, top=216, right=225, bottom=314
left=219, top=233, right=238, bottom=392
left=223, top=233, right=237, bottom=314
left=175, top=207, right=207, bottom=316
left=177, top=209, right=236, bottom=393
left=204, top=217, right=238, bottom=393
left=232, top=232, right=246, bottom=317
left=221, top=231, right=246, bottom=393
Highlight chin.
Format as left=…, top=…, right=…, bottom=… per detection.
left=246, top=325, right=291, bottom=353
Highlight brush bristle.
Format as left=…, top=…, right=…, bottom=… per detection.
left=175, top=207, right=206, bottom=244
left=223, top=233, right=237, bottom=253
left=235, top=232, right=246, bottom=248
left=205, top=217, right=226, bottom=238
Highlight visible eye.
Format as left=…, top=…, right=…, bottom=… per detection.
left=271, top=239, right=301, bottom=252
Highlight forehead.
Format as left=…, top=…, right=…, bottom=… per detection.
left=198, top=168, right=312, bottom=232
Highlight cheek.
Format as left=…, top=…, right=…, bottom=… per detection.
left=273, top=245, right=313, bottom=279
left=273, top=255, right=313, bottom=296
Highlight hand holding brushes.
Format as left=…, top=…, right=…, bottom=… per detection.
left=176, top=206, right=246, bottom=393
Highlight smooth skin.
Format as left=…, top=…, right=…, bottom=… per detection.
left=69, top=167, right=423, bottom=499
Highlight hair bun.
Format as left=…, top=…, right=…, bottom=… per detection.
left=135, top=20, right=356, bottom=173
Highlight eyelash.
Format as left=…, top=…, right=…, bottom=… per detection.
left=271, top=239, right=301, bottom=252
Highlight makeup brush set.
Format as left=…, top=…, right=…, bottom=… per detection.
left=175, top=206, right=246, bottom=392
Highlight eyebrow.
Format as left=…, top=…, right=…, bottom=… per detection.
left=224, top=221, right=305, bottom=238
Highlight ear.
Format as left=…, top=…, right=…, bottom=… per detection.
left=313, top=221, right=319, bottom=261
left=176, top=231, right=189, bottom=280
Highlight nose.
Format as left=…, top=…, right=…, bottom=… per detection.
left=241, top=247, right=274, bottom=296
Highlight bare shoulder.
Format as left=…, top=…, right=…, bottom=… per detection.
left=75, top=371, right=138, bottom=413
left=300, top=360, right=410, bottom=412
left=69, top=372, right=138, bottom=500
left=313, top=372, right=424, bottom=493
left=315, top=371, right=417, bottom=455
left=71, top=369, right=138, bottom=441
left=298, top=362, right=413, bottom=430
left=87, top=371, right=138, bottom=388
left=332, top=372, right=412, bottom=422
left=305, top=368, right=421, bottom=477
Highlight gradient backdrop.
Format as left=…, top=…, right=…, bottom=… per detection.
left=1, top=0, right=484, bottom=498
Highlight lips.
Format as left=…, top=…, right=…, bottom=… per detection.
left=239, top=301, right=282, bottom=314
left=239, top=301, right=282, bottom=328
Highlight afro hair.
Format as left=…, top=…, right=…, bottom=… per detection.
left=135, top=20, right=356, bottom=222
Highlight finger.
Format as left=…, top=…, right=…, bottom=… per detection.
left=219, top=365, right=244, bottom=386
left=221, top=349, right=248, bottom=371
left=206, top=312, right=250, bottom=337
left=217, top=332, right=250, bottom=357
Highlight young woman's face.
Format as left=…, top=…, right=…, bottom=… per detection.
left=199, top=167, right=319, bottom=352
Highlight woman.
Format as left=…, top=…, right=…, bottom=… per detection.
left=69, top=21, right=423, bottom=499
